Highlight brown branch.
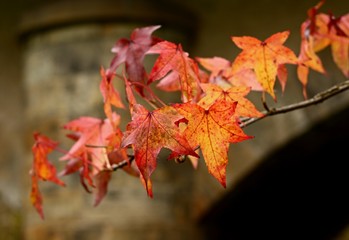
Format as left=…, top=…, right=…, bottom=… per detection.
left=111, top=155, right=135, bottom=171
left=111, top=80, right=349, bottom=171
left=240, top=79, right=349, bottom=128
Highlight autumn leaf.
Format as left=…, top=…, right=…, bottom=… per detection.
left=58, top=154, right=95, bottom=194
left=327, top=13, right=349, bottom=78
left=174, top=100, right=252, bottom=187
left=147, top=41, right=201, bottom=102
left=277, top=64, right=288, bottom=93
left=298, top=10, right=349, bottom=98
left=196, top=56, right=232, bottom=82
left=198, top=83, right=264, bottom=118
left=297, top=34, right=326, bottom=99
left=196, top=56, right=264, bottom=91
left=100, top=66, right=124, bottom=124
left=59, top=116, right=135, bottom=206
left=59, top=113, right=134, bottom=205
left=231, top=31, right=298, bottom=100
left=106, top=25, right=162, bottom=96
left=30, top=132, right=65, bottom=219
left=121, top=104, right=199, bottom=197
left=60, top=114, right=122, bottom=176
left=297, top=5, right=329, bottom=98
left=228, top=69, right=263, bottom=91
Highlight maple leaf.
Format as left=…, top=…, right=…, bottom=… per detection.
left=297, top=2, right=329, bottom=98
left=59, top=113, right=134, bottom=205
left=196, top=56, right=264, bottom=91
left=327, top=13, right=349, bottom=78
left=147, top=41, right=201, bottom=102
left=106, top=25, right=162, bottom=96
left=58, top=154, right=94, bottom=193
left=198, top=83, right=264, bottom=118
left=93, top=171, right=112, bottom=207
left=297, top=34, right=326, bottom=98
left=60, top=114, right=121, bottom=177
left=174, top=100, right=252, bottom=187
left=30, top=132, right=65, bottom=219
left=297, top=10, right=349, bottom=98
left=231, top=31, right=298, bottom=100
left=99, top=67, right=124, bottom=124
left=121, top=104, right=199, bottom=197
left=196, top=56, right=232, bottom=82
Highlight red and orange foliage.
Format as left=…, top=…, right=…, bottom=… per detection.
left=30, top=1, right=348, bottom=219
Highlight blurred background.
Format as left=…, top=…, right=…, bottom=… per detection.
left=1, top=0, right=349, bottom=239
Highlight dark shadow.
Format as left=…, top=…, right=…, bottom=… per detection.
left=199, top=107, right=349, bottom=240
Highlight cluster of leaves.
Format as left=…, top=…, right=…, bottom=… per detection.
left=30, top=0, right=348, bottom=219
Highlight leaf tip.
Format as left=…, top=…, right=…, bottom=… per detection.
left=221, top=180, right=227, bottom=189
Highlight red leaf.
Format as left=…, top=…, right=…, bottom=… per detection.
left=148, top=41, right=201, bottom=102
left=93, top=171, right=111, bottom=207
left=60, top=114, right=121, bottom=175
left=107, top=25, right=162, bottom=96
left=121, top=104, right=198, bottom=197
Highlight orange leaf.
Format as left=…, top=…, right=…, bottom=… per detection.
left=31, top=132, right=65, bottom=219
left=297, top=12, right=328, bottom=98
left=328, top=13, right=349, bottom=78
left=277, top=64, right=288, bottom=94
left=297, top=34, right=326, bottom=98
left=30, top=175, right=43, bottom=219
left=231, top=31, right=298, bottom=100
left=99, top=67, right=124, bottom=124
left=298, top=11, right=349, bottom=97
left=174, top=100, right=252, bottom=187
left=198, top=83, right=264, bottom=118
left=121, top=104, right=199, bottom=197
left=32, top=132, right=65, bottom=186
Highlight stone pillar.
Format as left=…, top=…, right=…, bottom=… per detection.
left=20, top=1, right=199, bottom=239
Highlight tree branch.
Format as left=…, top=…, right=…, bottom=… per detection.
left=111, top=155, right=135, bottom=171
left=112, top=80, right=349, bottom=171
left=240, top=79, right=349, bottom=128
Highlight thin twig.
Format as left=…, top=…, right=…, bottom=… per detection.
left=111, top=155, right=135, bottom=171
left=241, top=79, right=349, bottom=128
left=111, top=80, right=349, bottom=171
